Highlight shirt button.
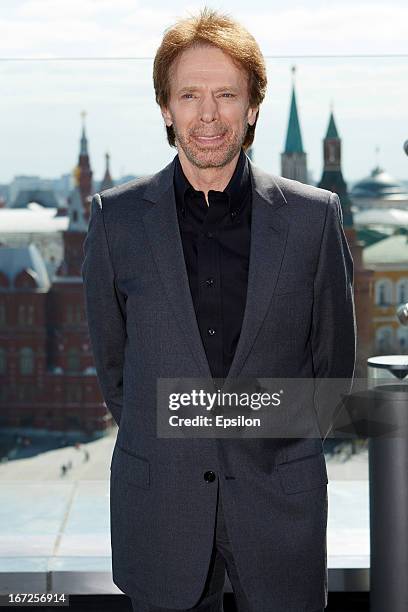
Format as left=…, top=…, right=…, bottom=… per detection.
left=208, top=328, right=216, bottom=336
left=231, top=210, right=237, bottom=218
left=206, top=231, right=214, bottom=238
left=206, top=278, right=214, bottom=287
left=204, top=471, right=216, bottom=482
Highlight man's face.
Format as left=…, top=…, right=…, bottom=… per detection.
left=161, top=44, right=258, bottom=169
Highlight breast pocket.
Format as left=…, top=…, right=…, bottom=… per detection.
left=273, top=271, right=314, bottom=297
left=274, top=281, right=314, bottom=297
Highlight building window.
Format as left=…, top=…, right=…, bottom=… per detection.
left=396, top=278, right=408, bottom=306
left=66, top=304, right=73, bottom=324
left=65, top=415, right=81, bottom=428
left=0, top=303, right=6, bottom=326
left=375, top=279, right=393, bottom=306
left=0, top=348, right=6, bottom=375
left=19, top=347, right=34, bottom=375
left=20, top=415, right=34, bottom=427
left=397, top=327, right=408, bottom=353
left=66, top=385, right=83, bottom=403
left=18, top=304, right=25, bottom=325
left=375, top=327, right=393, bottom=353
left=67, top=348, right=80, bottom=372
left=27, top=304, right=35, bottom=325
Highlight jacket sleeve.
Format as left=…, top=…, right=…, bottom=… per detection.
left=81, top=194, right=126, bottom=428
left=311, top=192, right=357, bottom=441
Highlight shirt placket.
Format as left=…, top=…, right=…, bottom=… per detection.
left=196, top=194, right=227, bottom=380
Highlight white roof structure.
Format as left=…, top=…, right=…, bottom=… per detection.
left=0, top=243, right=51, bottom=290
left=0, top=203, right=68, bottom=234
left=354, top=207, right=408, bottom=227
left=364, top=234, right=408, bottom=266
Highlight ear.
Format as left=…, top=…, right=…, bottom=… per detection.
left=247, top=105, right=259, bottom=127
left=161, top=106, right=173, bottom=127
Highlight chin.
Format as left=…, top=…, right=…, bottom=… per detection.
left=184, top=144, right=241, bottom=169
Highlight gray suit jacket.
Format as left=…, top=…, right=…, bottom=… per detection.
left=81, top=153, right=356, bottom=611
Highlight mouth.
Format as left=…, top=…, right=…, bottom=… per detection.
left=193, top=133, right=226, bottom=145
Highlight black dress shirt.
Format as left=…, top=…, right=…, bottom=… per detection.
left=174, top=148, right=252, bottom=380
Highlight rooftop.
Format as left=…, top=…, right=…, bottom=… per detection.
left=0, top=203, right=68, bottom=233
left=363, top=233, right=408, bottom=266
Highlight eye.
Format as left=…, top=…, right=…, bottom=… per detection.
left=181, top=93, right=195, bottom=99
left=220, top=93, right=235, bottom=98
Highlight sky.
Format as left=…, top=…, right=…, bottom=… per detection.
left=1, top=0, right=408, bottom=185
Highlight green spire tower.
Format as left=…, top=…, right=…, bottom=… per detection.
left=317, top=107, right=353, bottom=227
left=281, top=66, right=307, bottom=183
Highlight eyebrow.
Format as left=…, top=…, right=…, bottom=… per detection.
left=177, top=86, right=239, bottom=94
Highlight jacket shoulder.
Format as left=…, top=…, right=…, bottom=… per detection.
left=272, top=174, right=332, bottom=205
left=248, top=160, right=333, bottom=214
left=93, top=157, right=175, bottom=220
left=98, top=174, right=155, bottom=205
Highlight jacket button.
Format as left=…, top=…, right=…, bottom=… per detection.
left=204, top=471, right=216, bottom=482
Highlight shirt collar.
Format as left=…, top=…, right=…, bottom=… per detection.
left=174, top=148, right=250, bottom=218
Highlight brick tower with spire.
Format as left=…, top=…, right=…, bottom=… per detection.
left=318, top=109, right=374, bottom=376
left=100, top=152, right=114, bottom=191
left=281, top=66, right=307, bottom=183
left=45, top=113, right=114, bottom=432
left=77, top=111, right=93, bottom=221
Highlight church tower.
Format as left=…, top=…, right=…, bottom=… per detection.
left=100, top=152, right=114, bottom=191
left=318, top=108, right=374, bottom=376
left=281, top=66, right=307, bottom=183
left=76, top=111, right=93, bottom=219
left=55, top=113, right=92, bottom=278
left=317, top=109, right=353, bottom=227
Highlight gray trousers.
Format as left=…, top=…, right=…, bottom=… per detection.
left=131, top=483, right=325, bottom=612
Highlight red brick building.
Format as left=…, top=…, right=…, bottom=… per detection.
left=0, top=116, right=115, bottom=436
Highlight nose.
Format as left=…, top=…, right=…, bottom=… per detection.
left=199, top=93, right=219, bottom=123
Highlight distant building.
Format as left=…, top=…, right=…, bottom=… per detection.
left=0, top=203, right=67, bottom=279
left=0, top=115, right=114, bottom=436
left=74, top=111, right=94, bottom=222
left=99, top=153, right=114, bottom=191
left=351, top=166, right=408, bottom=210
left=7, top=175, right=73, bottom=210
left=8, top=176, right=46, bottom=206
left=353, top=207, right=408, bottom=250
left=354, top=207, right=408, bottom=230
left=363, top=234, right=408, bottom=354
left=280, top=66, right=307, bottom=184
left=12, top=189, right=63, bottom=209
left=318, top=109, right=375, bottom=376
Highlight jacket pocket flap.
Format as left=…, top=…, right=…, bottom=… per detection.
left=111, top=444, right=150, bottom=489
left=276, top=451, right=328, bottom=495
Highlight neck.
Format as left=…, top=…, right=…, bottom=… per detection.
left=177, top=148, right=241, bottom=205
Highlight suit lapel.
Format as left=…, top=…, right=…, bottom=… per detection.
left=222, top=160, right=289, bottom=390
left=141, top=154, right=289, bottom=389
left=142, top=159, right=213, bottom=379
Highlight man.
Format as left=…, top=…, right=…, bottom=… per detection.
left=81, top=8, right=356, bottom=612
